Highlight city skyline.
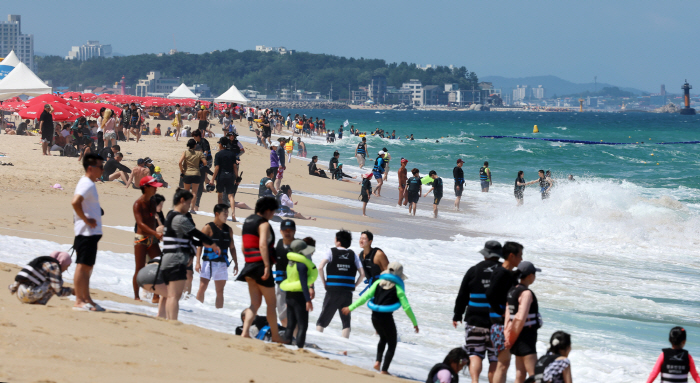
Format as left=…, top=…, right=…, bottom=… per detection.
left=4, top=1, right=700, bottom=93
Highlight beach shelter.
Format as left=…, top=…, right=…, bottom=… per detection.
left=0, top=50, right=20, bottom=80
left=214, top=84, right=249, bottom=104
left=0, top=62, right=52, bottom=101
left=167, top=83, right=198, bottom=100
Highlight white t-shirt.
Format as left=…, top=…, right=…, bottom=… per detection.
left=181, top=128, right=189, bottom=137
left=73, top=176, right=102, bottom=236
left=324, top=247, right=363, bottom=270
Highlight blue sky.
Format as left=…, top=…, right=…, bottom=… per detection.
left=5, top=0, right=699, bottom=92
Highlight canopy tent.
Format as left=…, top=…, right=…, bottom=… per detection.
left=0, top=50, right=20, bottom=80
left=167, top=83, right=198, bottom=100
left=0, top=62, right=52, bottom=100
left=214, top=84, right=249, bottom=104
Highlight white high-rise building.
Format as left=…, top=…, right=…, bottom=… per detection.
left=513, top=85, right=528, bottom=101
left=66, top=41, right=112, bottom=61
left=0, top=15, right=34, bottom=71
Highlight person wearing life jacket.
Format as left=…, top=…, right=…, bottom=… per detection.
left=356, top=137, right=368, bottom=169
left=316, top=230, right=365, bottom=339
left=538, top=170, right=553, bottom=200
left=273, top=219, right=297, bottom=327
left=480, top=161, right=492, bottom=192
left=453, top=159, right=465, bottom=210
left=372, top=150, right=386, bottom=197
left=505, top=261, right=543, bottom=383
left=358, top=230, right=389, bottom=290
left=8, top=251, right=74, bottom=305
left=405, top=168, right=422, bottom=216
left=342, top=261, right=419, bottom=375
left=280, top=238, right=317, bottom=349
left=258, top=168, right=278, bottom=199
left=647, top=327, right=700, bottom=383
left=148, top=189, right=219, bottom=321
left=194, top=204, right=238, bottom=309
left=284, top=137, right=294, bottom=163
left=486, top=241, right=524, bottom=383
left=382, top=147, right=391, bottom=182
left=236, top=197, right=283, bottom=343
left=453, top=241, right=502, bottom=383
left=532, top=331, right=573, bottom=383
left=426, top=347, right=470, bottom=383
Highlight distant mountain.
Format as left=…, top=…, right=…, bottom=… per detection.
left=480, top=75, right=646, bottom=97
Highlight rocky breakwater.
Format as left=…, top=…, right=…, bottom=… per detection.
left=652, top=103, right=679, bottom=113
left=250, top=101, right=350, bottom=110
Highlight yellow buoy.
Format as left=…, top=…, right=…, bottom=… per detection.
left=629, top=136, right=631, bottom=138
left=657, top=163, right=659, bottom=165
left=533, top=125, right=539, bottom=133
left=651, top=153, right=654, bottom=156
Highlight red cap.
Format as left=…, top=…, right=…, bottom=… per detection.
left=456, top=159, right=465, bottom=164
left=401, top=158, right=408, bottom=164
left=140, top=176, right=163, bottom=188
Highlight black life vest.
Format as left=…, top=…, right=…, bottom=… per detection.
left=465, top=258, right=501, bottom=328
left=479, top=166, right=488, bottom=181
left=259, top=177, right=273, bottom=198
left=274, top=239, right=291, bottom=284
left=661, top=348, right=690, bottom=383
left=359, top=247, right=383, bottom=284
left=356, top=142, right=366, bottom=155
left=15, top=256, right=61, bottom=287
left=163, top=211, right=196, bottom=257
left=426, top=363, right=458, bottom=383
left=539, top=177, right=547, bottom=188
left=515, top=177, right=526, bottom=193
left=407, top=176, right=421, bottom=194
left=507, top=284, right=541, bottom=334
left=533, top=352, right=561, bottom=383
left=241, top=214, right=275, bottom=264
left=325, top=248, right=358, bottom=291
left=202, top=222, right=231, bottom=262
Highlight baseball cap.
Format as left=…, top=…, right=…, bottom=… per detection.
left=378, top=150, right=385, bottom=155
left=401, top=157, right=408, bottom=164
left=280, top=219, right=296, bottom=231
left=386, top=261, right=408, bottom=280
left=140, top=176, right=163, bottom=188
left=456, top=159, right=465, bottom=164
left=479, top=240, right=502, bottom=258
left=362, top=172, right=373, bottom=179
left=154, top=166, right=161, bottom=173
left=290, top=239, right=315, bottom=257
left=517, top=261, right=541, bottom=277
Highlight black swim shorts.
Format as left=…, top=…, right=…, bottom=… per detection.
left=510, top=329, right=538, bottom=357
left=454, top=184, right=463, bottom=197
left=73, top=235, right=102, bottom=266
left=433, top=196, right=442, bottom=205
left=407, top=193, right=420, bottom=204
left=216, top=173, right=237, bottom=194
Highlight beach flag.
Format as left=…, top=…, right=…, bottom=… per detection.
left=343, top=120, right=349, bottom=127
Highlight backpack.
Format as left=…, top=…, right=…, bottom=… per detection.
left=63, top=144, right=78, bottom=157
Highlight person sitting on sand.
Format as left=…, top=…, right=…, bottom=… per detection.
left=100, top=152, right=131, bottom=184
left=426, top=348, right=470, bottom=383
left=126, top=159, right=152, bottom=190
left=332, top=163, right=358, bottom=183
left=8, top=251, right=74, bottom=305
left=275, top=185, right=316, bottom=221
left=308, top=156, right=329, bottom=178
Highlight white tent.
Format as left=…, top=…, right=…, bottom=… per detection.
left=0, top=61, right=52, bottom=100
left=214, top=84, right=249, bottom=104
left=0, top=50, right=21, bottom=80
left=167, top=83, right=198, bottom=99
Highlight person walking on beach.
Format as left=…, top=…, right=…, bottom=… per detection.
left=179, top=139, right=206, bottom=213
left=195, top=204, right=238, bottom=308
left=453, top=241, right=502, bottom=383
left=358, top=230, right=389, bottom=288
left=373, top=150, right=387, bottom=197
left=647, top=327, right=700, bottom=383
left=8, top=251, right=74, bottom=305
left=534, top=331, right=574, bottom=383
left=280, top=239, right=317, bottom=349
left=505, top=261, right=543, bottom=383
left=487, top=241, right=524, bottom=383
left=514, top=171, right=539, bottom=206
left=397, top=158, right=408, bottom=207
left=480, top=161, right=492, bottom=192
left=538, top=170, right=554, bottom=200
left=71, top=153, right=105, bottom=312
left=423, top=170, right=444, bottom=219
left=269, top=142, right=281, bottom=181
left=356, top=137, right=368, bottom=168
left=173, top=104, right=182, bottom=141
left=426, top=348, right=470, bottom=383
left=297, top=137, right=307, bottom=158
left=316, top=230, right=365, bottom=338
left=197, top=105, right=209, bottom=134
left=210, top=137, right=238, bottom=221
left=132, top=176, right=164, bottom=301
left=275, top=139, right=286, bottom=191
left=39, top=104, right=54, bottom=156
left=342, top=262, right=418, bottom=375
left=237, top=197, right=283, bottom=343
left=406, top=168, right=422, bottom=216
left=191, top=129, right=212, bottom=211
left=128, top=103, right=142, bottom=143
left=360, top=173, right=372, bottom=217
left=453, top=159, right=465, bottom=210
left=274, top=219, right=298, bottom=327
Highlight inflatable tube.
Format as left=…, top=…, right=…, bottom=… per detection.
left=421, top=175, right=434, bottom=185
left=359, top=134, right=366, bottom=138
left=367, top=274, right=406, bottom=313
left=296, top=124, right=303, bottom=129
left=254, top=119, right=262, bottom=123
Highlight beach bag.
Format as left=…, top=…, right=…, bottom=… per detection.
left=63, top=144, right=78, bottom=157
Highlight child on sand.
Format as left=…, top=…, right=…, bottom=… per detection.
left=8, top=251, right=74, bottom=304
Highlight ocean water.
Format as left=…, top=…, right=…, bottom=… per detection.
left=2, top=110, right=699, bottom=382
